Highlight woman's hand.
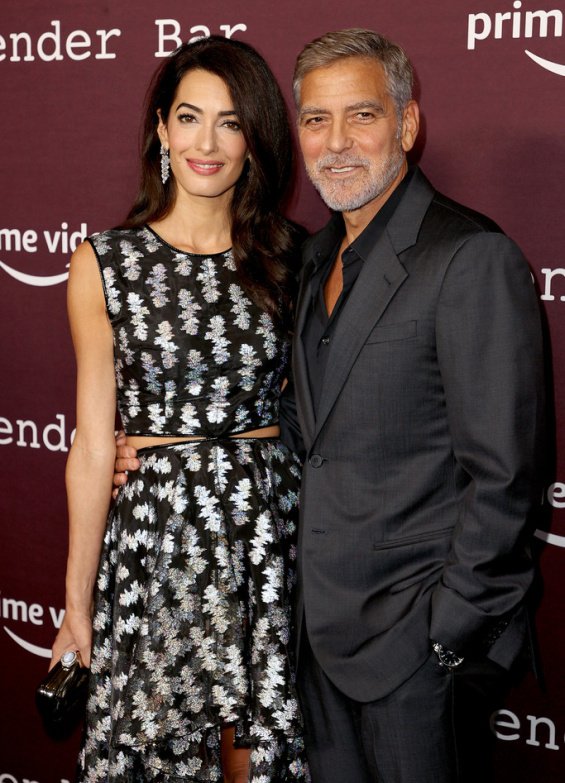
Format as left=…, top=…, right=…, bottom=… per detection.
left=50, top=609, right=93, bottom=670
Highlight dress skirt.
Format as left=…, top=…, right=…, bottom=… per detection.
left=77, top=436, right=309, bottom=782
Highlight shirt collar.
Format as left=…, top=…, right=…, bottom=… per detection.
left=350, top=166, right=414, bottom=261
left=308, top=166, right=415, bottom=270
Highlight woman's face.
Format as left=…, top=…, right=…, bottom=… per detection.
left=158, top=68, right=248, bottom=205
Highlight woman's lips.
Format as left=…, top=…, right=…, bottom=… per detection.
left=186, top=159, right=225, bottom=175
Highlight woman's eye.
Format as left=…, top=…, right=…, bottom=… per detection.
left=222, top=120, right=241, bottom=131
left=178, top=113, right=196, bottom=123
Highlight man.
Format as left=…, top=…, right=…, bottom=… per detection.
left=115, top=28, right=544, bottom=782
left=283, top=28, right=544, bottom=783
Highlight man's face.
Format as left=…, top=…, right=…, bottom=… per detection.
left=297, top=57, right=418, bottom=215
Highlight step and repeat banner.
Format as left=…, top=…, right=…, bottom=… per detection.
left=1, top=0, right=564, bottom=780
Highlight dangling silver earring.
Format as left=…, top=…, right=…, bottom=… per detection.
left=160, top=144, right=170, bottom=185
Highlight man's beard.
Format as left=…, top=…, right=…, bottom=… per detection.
left=305, top=143, right=405, bottom=212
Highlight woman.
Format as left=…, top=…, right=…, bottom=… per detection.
left=50, top=36, right=308, bottom=783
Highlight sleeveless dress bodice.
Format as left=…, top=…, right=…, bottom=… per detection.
left=89, top=225, right=290, bottom=436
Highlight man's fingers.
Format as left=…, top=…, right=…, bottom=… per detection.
left=115, top=458, right=139, bottom=472
left=116, top=446, right=138, bottom=459
left=115, top=429, right=127, bottom=446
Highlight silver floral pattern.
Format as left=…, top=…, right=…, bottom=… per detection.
left=90, top=226, right=290, bottom=437
left=80, top=227, right=308, bottom=782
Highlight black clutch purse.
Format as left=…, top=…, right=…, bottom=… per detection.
left=36, top=650, right=89, bottom=727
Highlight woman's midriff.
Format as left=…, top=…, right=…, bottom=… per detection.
left=126, top=424, right=281, bottom=450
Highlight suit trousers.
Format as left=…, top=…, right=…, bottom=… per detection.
left=297, top=629, right=509, bottom=783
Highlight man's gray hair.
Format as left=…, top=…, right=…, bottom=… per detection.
left=293, top=28, right=414, bottom=119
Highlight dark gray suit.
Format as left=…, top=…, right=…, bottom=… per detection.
left=288, top=168, right=544, bottom=781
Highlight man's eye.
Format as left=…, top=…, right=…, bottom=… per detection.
left=305, top=116, right=324, bottom=126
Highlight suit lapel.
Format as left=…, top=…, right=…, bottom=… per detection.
left=292, top=260, right=316, bottom=445
left=312, top=168, right=436, bottom=443
left=312, top=234, right=407, bottom=441
left=292, top=217, right=343, bottom=447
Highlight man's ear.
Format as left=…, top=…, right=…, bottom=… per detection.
left=400, top=100, right=419, bottom=153
left=156, top=109, right=168, bottom=148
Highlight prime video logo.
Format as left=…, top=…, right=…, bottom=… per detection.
left=468, top=1, right=565, bottom=76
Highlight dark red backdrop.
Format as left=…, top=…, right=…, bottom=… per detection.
left=1, top=1, right=564, bottom=780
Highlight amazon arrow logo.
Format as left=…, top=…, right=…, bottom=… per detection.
left=535, top=528, right=565, bottom=547
left=0, top=259, right=69, bottom=286
left=525, top=48, right=565, bottom=75
left=0, top=595, right=64, bottom=658
left=3, top=625, right=52, bottom=658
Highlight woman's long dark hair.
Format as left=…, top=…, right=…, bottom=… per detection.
left=122, top=36, right=303, bottom=331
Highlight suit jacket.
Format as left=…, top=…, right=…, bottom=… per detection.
left=289, top=167, right=544, bottom=702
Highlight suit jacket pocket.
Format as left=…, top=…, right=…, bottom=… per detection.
left=372, top=525, right=454, bottom=551
left=364, top=319, right=417, bottom=345
left=372, top=526, right=454, bottom=595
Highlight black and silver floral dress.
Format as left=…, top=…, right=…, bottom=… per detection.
left=78, top=226, right=309, bottom=782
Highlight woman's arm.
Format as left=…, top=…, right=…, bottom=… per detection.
left=50, top=241, right=116, bottom=668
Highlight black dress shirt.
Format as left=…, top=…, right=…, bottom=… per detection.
left=303, top=169, right=414, bottom=415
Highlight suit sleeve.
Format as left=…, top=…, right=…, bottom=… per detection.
left=280, top=248, right=313, bottom=461
left=279, top=369, right=306, bottom=460
left=429, top=231, right=545, bottom=654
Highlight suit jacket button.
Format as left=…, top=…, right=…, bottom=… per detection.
left=310, top=454, right=323, bottom=468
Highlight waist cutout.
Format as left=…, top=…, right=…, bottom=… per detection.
left=126, top=423, right=280, bottom=452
